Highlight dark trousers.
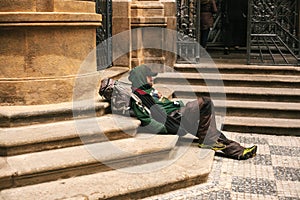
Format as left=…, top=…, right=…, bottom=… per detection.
left=180, top=97, right=245, bottom=157
left=200, top=29, right=210, bottom=48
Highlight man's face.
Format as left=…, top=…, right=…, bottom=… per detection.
left=146, top=76, right=154, bottom=86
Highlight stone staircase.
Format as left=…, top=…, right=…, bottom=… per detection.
left=0, top=67, right=214, bottom=200
left=155, top=59, right=300, bottom=136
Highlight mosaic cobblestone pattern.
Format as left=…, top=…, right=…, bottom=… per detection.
left=143, top=132, right=300, bottom=200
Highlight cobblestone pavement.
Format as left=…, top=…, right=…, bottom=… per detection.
left=142, top=132, right=300, bottom=200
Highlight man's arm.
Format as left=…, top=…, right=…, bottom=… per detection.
left=131, top=102, right=168, bottom=134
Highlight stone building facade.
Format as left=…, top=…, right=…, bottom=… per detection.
left=0, top=0, right=176, bottom=106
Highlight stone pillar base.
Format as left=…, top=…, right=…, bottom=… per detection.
left=0, top=10, right=101, bottom=105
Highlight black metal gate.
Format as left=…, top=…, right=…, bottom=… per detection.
left=207, top=0, right=223, bottom=46
left=96, top=0, right=112, bottom=70
left=247, top=0, right=300, bottom=66
left=176, top=0, right=224, bottom=62
left=176, top=0, right=201, bottom=63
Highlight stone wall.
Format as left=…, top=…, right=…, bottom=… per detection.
left=112, top=0, right=177, bottom=70
left=0, top=0, right=177, bottom=106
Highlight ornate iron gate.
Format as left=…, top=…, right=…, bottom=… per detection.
left=176, top=0, right=224, bottom=62
left=207, top=0, right=223, bottom=46
left=96, top=0, right=112, bottom=70
left=247, top=0, right=300, bottom=65
left=176, top=0, right=201, bottom=63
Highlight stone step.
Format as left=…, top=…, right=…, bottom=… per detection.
left=0, top=66, right=131, bottom=128
left=155, top=72, right=300, bottom=88
left=0, top=134, right=179, bottom=190
left=158, top=84, right=300, bottom=103
left=0, top=141, right=214, bottom=200
left=178, top=99, right=300, bottom=119
left=223, top=116, right=300, bottom=136
left=174, top=63, right=300, bottom=75
left=0, top=114, right=140, bottom=156
left=0, top=99, right=110, bottom=128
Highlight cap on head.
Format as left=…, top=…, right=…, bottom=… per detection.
left=128, top=64, right=158, bottom=88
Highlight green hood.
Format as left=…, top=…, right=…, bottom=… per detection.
left=128, top=65, right=157, bottom=89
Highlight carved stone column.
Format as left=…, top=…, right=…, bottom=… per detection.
left=112, top=0, right=132, bottom=68
left=130, top=0, right=177, bottom=69
left=0, top=0, right=101, bottom=105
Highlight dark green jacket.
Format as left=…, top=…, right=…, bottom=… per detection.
left=131, top=86, right=185, bottom=134
left=128, top=65, right=186, bottom=134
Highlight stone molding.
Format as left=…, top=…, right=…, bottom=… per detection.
left=0, top=12, right=101, bottom=27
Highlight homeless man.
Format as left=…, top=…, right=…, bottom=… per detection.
left=128, top=64, right=257, bottom=160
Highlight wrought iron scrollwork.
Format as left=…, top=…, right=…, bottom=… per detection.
left=247, top=0, right=299, bottom=65
left=176, top=0, right=201, bottom=62
left=96, top=0, right=112, bottom=70
left=207, top=0, right=223, bottom=46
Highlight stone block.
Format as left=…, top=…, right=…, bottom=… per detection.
left=35, top=0, right=54, bottom=11
left=131, top=2, right=164, bottom=17
left=0, top=10, right=103, bottom=105
left=0, top=0, right=45, bottom=12
left=161, top=0, right=176, bottom=17
left=53, top=0, right=95, bottom=13
left=112, top=0, right=131, bottom=18
left=112, top=0, right=131, bottom=67
left=0, top=27, right=96, bottom=78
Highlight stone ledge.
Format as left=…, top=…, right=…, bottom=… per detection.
left=224, top=116, right=300, bottom=129
left=131, top=17, right=167, bottom=27
left=0, top=66, right=128, bottom=106
left=157, top=84, right=300, bottom=97
left=223, top=116, right=300, bottom=136
left=0, top=22, right=101, bottom=27
left=0, top=100, right=109, bottom=127
left=0, top=12, right=101, bottom=27
left=0, top=144, right=214, bottom=199
left=174, top=63, right=300, bottom=75
left=0, top=134, right=178, bottom=189
left=156, top=72, right=300, bottom=84
left=0, top=12, right=101, bottom=22
left=131, top=3, right=164, bottom=9
left=178, top=98, right=300, bottom=112
left=0, top=114, right=141, bottom=156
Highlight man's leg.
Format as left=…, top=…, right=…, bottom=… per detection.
left=181, top=97, right=257, bottom=160
left=180, top=96, right=220, bottom=145
left=200, top=29, right=210, bottom=48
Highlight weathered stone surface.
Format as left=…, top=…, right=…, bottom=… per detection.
left=0, top=146, right=214, bottom=200
left=0, top=1, right=102, bottom=106
left=0, top=114, right=140, bottom=155
left=0, top=0, right=53, bottom=12
left=0, top=157, right=14, bottom=190
left=0, top=134, right=178, bottom=189
left=53, top=0, right=95, bottom=13
left=112, top=0, right=132, bottom=68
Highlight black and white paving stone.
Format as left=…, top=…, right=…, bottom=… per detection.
left=143, top=132, right=300, bottom=200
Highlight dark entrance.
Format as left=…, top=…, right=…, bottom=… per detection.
left=176, top=0, right=248, bottom=62
left=96, top=0, right=112, bottom=70
left=176, top=0, right=299, bottom=65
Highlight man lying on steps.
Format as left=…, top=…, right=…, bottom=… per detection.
left=128, top=64, right=257, bottom=160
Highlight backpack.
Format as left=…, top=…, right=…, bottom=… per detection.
left=99, top=78, right=150, bottom=116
